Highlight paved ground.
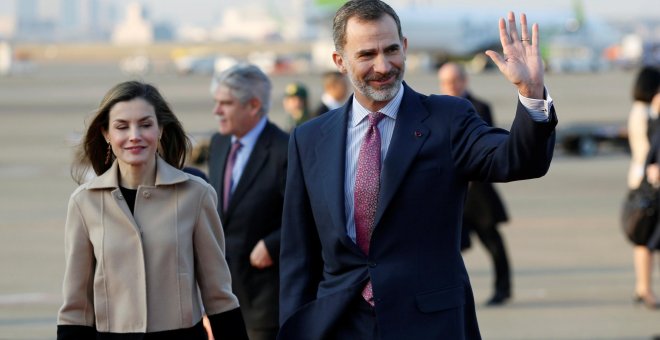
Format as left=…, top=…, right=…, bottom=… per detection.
left=0, top=62, right=658, bottom=339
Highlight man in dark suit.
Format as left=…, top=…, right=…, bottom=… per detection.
left=279, top=1, right=556, bottom=339
left=439, top=62, right=513, bottom=306
left=207, top=63, right=288, bottom=340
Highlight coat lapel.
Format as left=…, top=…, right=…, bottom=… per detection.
left=225, top=122, right=273, bottom=217
left=316, top=104, right=361, bottom=252
left=211, top=135, right=232, bottom=220
left=375, top=85, right=430, bottom=226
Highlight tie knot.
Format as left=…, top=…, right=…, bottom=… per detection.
left=368, top=112, right=385, bottom=127
left=231, top=140, right=242, bottom=152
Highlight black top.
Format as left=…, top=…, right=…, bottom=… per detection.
left=119, top=187, right=137, bottom=214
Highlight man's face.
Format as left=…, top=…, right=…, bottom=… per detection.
left=333, top=15, right=407, bottom=111
left=438, top=65, right=467, bottom=97
left=212, top=85, right=260, bottom=138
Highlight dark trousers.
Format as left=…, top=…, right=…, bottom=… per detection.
left=463, top=222, right=511, bottom=295
left=330, top=297, right=380, bottom=340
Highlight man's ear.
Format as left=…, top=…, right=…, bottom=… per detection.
left=402, top=36, right=408, bottom=60
left=332, top=51, right=346, bottom=74
left=248, top=97, right=262, bottom=116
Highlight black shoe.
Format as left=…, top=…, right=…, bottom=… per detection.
left=485, top=292, right=511, bottom=306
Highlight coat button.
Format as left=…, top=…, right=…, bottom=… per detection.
left=117, top=194, right=123, bottom=200
left=142, top=191, right=151, bottom=198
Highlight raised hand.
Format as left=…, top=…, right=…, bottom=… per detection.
left=485, top=12, right=544, bottom=99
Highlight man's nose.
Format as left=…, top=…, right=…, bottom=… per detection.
left=373, top=53, right=392, bottom=74
left=213, top=103, right=223, bottom=116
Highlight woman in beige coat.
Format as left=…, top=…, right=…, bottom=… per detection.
left=58, top=81, right=248, bottom=339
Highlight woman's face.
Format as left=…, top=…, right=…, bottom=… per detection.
left=103, top=97, right=161, bottom=170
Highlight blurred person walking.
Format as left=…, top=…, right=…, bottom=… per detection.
left=207, top=64, right=288, bottom=340
left=438, top=62, right=512, bottom=306
left=58, top=81, right=248, bottom=339
left=314, top=71, right=351, bottom=116
left=626, top=66, right=660, bottom=310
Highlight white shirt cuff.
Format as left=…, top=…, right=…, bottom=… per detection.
left=519, top=87, right=553, bottom=122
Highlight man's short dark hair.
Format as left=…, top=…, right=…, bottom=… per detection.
left=332, top=0, right=403, bottom=53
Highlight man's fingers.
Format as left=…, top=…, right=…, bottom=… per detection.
left=532, top=23, right=540, bottom=47
left=485, top=50, right=506, bottom=72
left=497, top=18, right=509, bottom=46
left=520, top=13, right=529, bottom=42
left=507, top=11, right=520, bottom=42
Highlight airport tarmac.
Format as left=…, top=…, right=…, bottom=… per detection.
left=0, top=62, right=658, bottom=339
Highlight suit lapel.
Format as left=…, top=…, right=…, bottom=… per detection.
left=375, top=85, right=430, bottom=226
left=210, top=135, right=232, bottom=220
left=316, top=104, right=361, bottom=252
left=225, top=122, right=273, bottom=216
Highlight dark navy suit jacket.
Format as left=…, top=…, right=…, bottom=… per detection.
left=279, top=83, right=557, bottom=339
left=208, top=121, right=288, bottom=330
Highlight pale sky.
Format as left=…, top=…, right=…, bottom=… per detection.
left=0, top=0, right=657, bottom=27
left=104, top=0, right=660, bottom=24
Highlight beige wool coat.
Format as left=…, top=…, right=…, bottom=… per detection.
left=58, top=157, right=239, bottom=333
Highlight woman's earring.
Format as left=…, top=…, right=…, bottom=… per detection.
left=104, top=140, right=112, bottom=165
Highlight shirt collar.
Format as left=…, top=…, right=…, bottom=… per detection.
left=350, top=84, right=404, bottom=127
left=232, top=116, right=267, bottom=148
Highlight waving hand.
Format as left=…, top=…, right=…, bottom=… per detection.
left=485, top=12, right=544, bottom=99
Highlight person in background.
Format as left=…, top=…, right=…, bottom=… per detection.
left=314, top=70, right=350, bottom=116
left=282, top=82, right=311, bottom=129
left=438, top=61, right=513, bottom=306
left=626, top=66, right=660, bottom=310
left=58, top=80, right=248, bottom=339
left=643, top=89, right=660, bottom=306
left=207, top=63, right=288, bottom=340
left=647, top=87, right=660, bottom=258
left=279, top=0, right=557, bottom=338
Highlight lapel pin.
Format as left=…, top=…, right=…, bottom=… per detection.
left=414, top=130, right=423, bottom=138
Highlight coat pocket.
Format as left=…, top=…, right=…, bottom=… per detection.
left=415, top=285, right=465, bottom=313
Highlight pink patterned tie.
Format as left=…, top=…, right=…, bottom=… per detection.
left=223, top=140, right=242, bottom=213
left=354, top=112, right=385, bottom=306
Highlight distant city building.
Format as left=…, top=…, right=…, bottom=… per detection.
left=15, top=0, right=56, bottom=42
left=59, top=0, right=103, bottom=40
left=17, top=0, right=39, bottom=31
left=153, top=22, right=174, bottom=41
left=112, top=2, right=153, bottom=45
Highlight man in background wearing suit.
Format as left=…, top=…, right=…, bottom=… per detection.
left=207, top=63, right=288, bottom=340
left=439, top=62, right=513, bottom=306
left=279, top=1, right=556, bottom=339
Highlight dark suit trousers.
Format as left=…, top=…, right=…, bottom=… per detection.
left=329, top=297, right=380, bottom=340
left=465, top=221, right=511, bottom=294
